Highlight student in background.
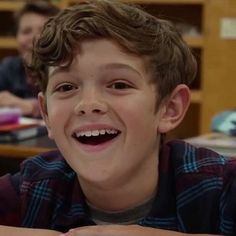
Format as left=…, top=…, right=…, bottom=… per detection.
left=0, top=0, right=236, bottom=235
left=0, top=1, right=59, bottom=117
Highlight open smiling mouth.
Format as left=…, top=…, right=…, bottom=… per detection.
left=72, top=129, right=121, bottom=145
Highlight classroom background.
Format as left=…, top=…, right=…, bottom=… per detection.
left=0, top=0, right=236, bottom=172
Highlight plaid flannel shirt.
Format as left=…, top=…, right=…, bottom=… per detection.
left=0, top=140, right=236, bottom=234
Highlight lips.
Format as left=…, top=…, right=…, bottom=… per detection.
left=72, top=128, right=121, bottom=145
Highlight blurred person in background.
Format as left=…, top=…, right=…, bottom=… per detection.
left=0, top=1, right=59, bottom=117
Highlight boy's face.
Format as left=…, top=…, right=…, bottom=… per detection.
left=39, top=39, right=166, bottom=187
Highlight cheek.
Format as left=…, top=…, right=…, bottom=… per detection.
left=115, top=95, right=157, bottom=125
left=17, top=35, right=30, bottom=45
left=16, top=36, right=32, bottom=55
left=113, top=97, right=158, bottom=147
left=47, top=99, right=73, bottom=130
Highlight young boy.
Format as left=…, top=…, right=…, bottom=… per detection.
left=0, top=1, right=59, bottom=117
left=0, top=0, right=236, bottom=235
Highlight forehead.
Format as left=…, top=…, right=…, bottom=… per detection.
left=18, top=12, right=48, bottom=28
left=49, top=39, right=150, bottom=77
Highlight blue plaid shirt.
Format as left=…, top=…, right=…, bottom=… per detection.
left=0, top=56, right=36, bottom=98
left=1, top=140, right=236, bottom=234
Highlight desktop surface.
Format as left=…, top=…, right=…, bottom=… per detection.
left=0, top=135, right=57, bottom=159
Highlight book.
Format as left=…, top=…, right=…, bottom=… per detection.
left=185, top=133, right=236, bottom=157
left=0, top=118, right=47, bottom=143
left=0, top=107, right=21, bottom=125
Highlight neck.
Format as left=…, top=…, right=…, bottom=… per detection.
left=78, top=155, right=159, bottom=212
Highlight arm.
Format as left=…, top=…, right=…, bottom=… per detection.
left=0, top=57, right=40, bottom=117
left=0, top=225, right=61, bottom=236
left=0, top=91, right=39, bottom=117
left=61, top=225, right=220, bottom=236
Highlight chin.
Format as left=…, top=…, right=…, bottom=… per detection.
left=78, top=167, right=119, bottom=189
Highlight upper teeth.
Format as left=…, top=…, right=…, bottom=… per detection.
left=75, top=129, right=118, bottom=137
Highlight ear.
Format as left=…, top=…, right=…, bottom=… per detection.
left=157, top=84, right=191, bottom=133
left=38, top=92, right=54, bottom=139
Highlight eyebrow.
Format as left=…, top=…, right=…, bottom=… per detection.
left=48, top=66, right=69, bottom=77
left=101, top=63, right=143, bottom=77
left=49, top=62, right=143, bottom=79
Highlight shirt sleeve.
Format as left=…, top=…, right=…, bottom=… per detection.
left=219, top=159, right=236, bottom=235
left=0, top=62, right=9, bottom=91
left=0, top=173, right=21, bottom=226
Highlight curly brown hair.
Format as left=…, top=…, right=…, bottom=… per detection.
left=29, top=0, right=197, bottom=105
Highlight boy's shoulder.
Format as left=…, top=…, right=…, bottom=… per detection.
left=163, top=140, right=236, bottom=176
left=16, top=151, right=84, bottom=229
left=157, top=140, right=236, bottom=234
left=21, top=150, right=76, bottom=182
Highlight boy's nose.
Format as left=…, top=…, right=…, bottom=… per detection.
left=74, top=92, right=108, bottom=116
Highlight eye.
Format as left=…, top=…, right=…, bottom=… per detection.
left=55, top=83, right=78, bottom=92
left=108, top=81, right=132, bottom=90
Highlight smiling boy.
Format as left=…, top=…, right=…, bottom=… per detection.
left=45, top=39, right=164, bottom=207
left=0, top=1, right=236, bottom=236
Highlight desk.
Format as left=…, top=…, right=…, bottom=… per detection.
left=186, top=133, right=236, bottom=157
left=0, top=135, right=57, bottom=159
